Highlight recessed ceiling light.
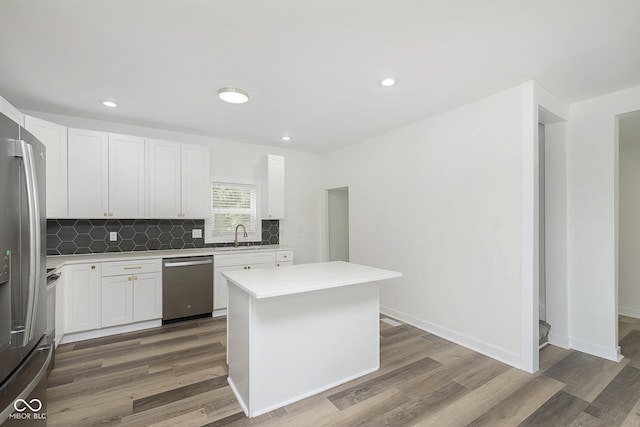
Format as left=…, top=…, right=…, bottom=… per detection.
left=101, top=100, right=118, bottom=108
left=379, top=78, right=397, bottom=87
left=281, top=136, right=292, bottom=142
left=218, top=87, right=249, bottom=104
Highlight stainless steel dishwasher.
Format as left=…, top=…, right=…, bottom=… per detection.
left=162, top=256, right=213, bottom=323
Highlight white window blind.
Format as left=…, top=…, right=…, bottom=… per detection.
left=211, top=182, right=257, bottom=235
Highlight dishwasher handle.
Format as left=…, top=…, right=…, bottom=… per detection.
left=163, top=259, right=213, bottom=268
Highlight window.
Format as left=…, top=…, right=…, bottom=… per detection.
left=205, top=180, right=261, bottom=243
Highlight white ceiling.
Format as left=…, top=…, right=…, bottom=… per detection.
left=1, top=1, right=639, bottom=154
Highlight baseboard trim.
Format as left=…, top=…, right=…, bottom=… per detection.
left=548, top=332, right=570, bottom=349
left=60, top=319, right=162, bottom=344
left=380, top=305, right=522, bottom=369
left=619, top=306, right=640, bottom=319
left=569, top=336, right=620, bottom=362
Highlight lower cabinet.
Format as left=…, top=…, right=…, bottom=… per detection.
left=213, top=250, right=295, bottom=311
left=64, top=263, right=100, bottom=334
left=101, top=260, right=162, bottom=328
left=63, top=259, right=162, bottom=336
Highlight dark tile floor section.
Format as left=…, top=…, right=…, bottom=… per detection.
left=47, top=219, right=279, bottom=255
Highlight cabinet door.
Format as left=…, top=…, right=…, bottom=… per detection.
left=101, top=275, right=133, bottom=328
left=264, top=154, right=285, bottom=219
left=68, top=128, right=109, bottom=217
left=109, top=133, right=145, bottom=218
left=64, top=263, right=100, bottom=333
left=214, top=265, right=244, bottom=310
left=24, top=116, right=68, bottom=218
left=181, top=143, right=210, bottom=218
left=133, top=272, right=162, bottom=322
left=147, top=139, right=181, bottom=218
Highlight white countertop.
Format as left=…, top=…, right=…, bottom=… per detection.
left=46, top=245, right=293, bottom=270
left=222, top=261, right=402, bottom=299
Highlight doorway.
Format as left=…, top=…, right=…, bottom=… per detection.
left=617, top=110, right=640, bottom=350
left=327, top=187, right=349, bottom=262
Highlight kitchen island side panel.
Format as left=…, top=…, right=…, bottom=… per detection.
left=250, top=282, right=380, bottom=416
left=227, top=284, right=251, bottom=414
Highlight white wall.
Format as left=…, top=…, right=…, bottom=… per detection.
left=322, top=84, right=527, bottom=368
left=26, top=110, right=324, bottom=265
left=619, top=148, right=640, bottom=318
left=567, top=84, right=640, bottom=361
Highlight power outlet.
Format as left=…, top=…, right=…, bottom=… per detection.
left=109, top=232, right=117, bottom=242
left=192, top=229, right=202, bottom=239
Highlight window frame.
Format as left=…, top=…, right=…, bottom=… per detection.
left=204, top=177, right=262, bottom=244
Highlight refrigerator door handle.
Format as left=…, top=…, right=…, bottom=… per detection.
left=11, top=140, right=41, bottom=347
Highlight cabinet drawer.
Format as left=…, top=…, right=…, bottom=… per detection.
left=276, top=261, right=293, bottom=267
left=246, top=252, right=276, bottom=265
left=101, top=259, right=161, bottom=277
left=214, top=253, right=247, bottom=267
left=276, top=251, right=294, bottom=262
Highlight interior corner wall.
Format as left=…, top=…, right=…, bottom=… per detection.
left=24, top=110, right=324, bottom=265
left=619, top=148, right=640, bottom=318
left=567, top=84, right=640, bottom=361
left=322, top=84, right=526, bottom=368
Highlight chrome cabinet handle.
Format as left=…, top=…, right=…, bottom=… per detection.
left=163, top=260, right=212, bottom=268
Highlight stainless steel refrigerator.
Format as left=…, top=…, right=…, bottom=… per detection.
left=0, top=112, right=51, bottom=426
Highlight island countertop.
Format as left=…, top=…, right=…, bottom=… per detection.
left=222, top=261, right=402, bottom=299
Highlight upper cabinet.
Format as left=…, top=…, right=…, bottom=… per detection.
left=68, top=129, right=145, bottom=218
left=181, top=143, right=210, bottom=218
left=0, top=95, right=24, bottom=127
left=147, top=139, right=210, bottom=219
left=263, top=154, right=285, bottom=219
left=24, top=116, right=68, bottom=218
left=108, top=133, right=145, bottom=218
left=68, top=128, right=109, bottom=218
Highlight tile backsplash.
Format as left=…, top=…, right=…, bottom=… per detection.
left=47, top=219, right=279, bottom=255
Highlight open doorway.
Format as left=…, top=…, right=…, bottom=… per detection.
left=327, top=187, right=349, bottom=262
left=537, top=107, right=569, bottom=358
left=617, top=110, right=640, bottom=350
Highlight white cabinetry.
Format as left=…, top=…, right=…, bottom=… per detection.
left=100, top=259, right=162, bottom=328
left=24, top=116, right=68, bottom=218
left=147, top=139, right=210, bottom=218
left=64, top=263, right=100, bottom=334
left=67, top=128, right=109, bottom=217
left=263, top=155, right=285, bottom=219
left=68, top=129, right=145, bottom=218
left=213, top=249, right=294, bottom=311
left=108, top=133, right=146, bottom=218
left=0, top=95, right=24, bottom=126
left=181, top=143, right=210, bottom=218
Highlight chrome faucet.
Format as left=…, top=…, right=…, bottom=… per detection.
left=234, top=224, right=248, bottom=247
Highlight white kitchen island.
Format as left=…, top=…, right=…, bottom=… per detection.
left=222, top=261, right=402, bottom=418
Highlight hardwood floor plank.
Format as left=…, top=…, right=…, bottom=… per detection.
left=413, top=368, right=533, bottom=426
left=518, top=390, right=589, bottom=427
left=466, top=375, right=565, bottom=427
left=620, top=393, right=640, bottom=427
left=362, top=381, right=468, bottom=427
left=583, top=365, right=640, bottom=425
left=133, top=376, right=229, bottom=414
left=543, top=351, right=628, bottom=402
left=46, top=316, right=639, bottom=427
left=327, top=356, right=440, bottom=410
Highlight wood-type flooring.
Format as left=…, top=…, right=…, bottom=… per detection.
left=46, top=315, right=640, bottom=426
